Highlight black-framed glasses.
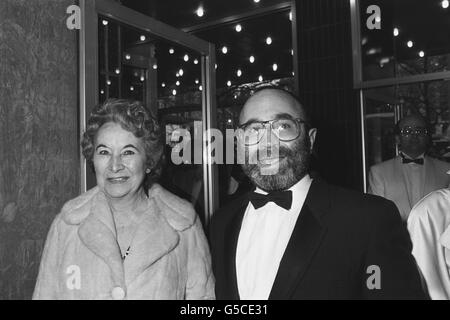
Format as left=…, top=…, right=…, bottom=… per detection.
left=238, top=118, right=307, bottom=146
left=400, top=126, right=429, bottom=137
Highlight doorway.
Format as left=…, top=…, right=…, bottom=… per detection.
left=79, top=0, right=218, bottom=226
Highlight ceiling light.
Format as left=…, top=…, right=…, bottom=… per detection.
left=249, top=56, right=255, bottom=63
left=227, top=81, right=232, bottom=87
left=366, top=47, right=381, bottom=55
left=443, top=0, right=449, bottom=9
left=291, top=49, right=294, bottom=56
left=102, top=20, right=108, bottom=26
left=176, top=81, right=180, bottom=86
left=179, top=69, right=184, bottom=76
left=266, top=37, right=272, bottom=45
left=115, top=68, right=120, bottom=74
left=130, top=86, right=134, bottom=91
left=215, top=64, right=218, bottom=69
left=195, top=79, right=199, bottom=84
left=235, top=24, right=242, bottom=32
left=169, top=48, right=175, bottom=54
left=107, top=80, right=111, bottom=85
left=222, top=46, right=228, bottom=54
left=199, top=85, right=203, bottom=91
left=140, top=35, right=146, bottom=42
left=172, top=89, right=177, bottom=96
left=153, top=64, right=157, bottom=70
left=272, top=63, right=278, bottom=71
left=407, top=41, right=414, bottom=48
left=140, top=76, right=145, bottom=82
left=289, top=11, right=292, bottom=21
left=184, top=54, right=189, bottom=62
left=393, top=28, right=399, bottom=37
left=237, top=69, right=242, bottom=77
left=254, top=0, right=260, bottom=3
left=100, top=90, right=104, bottom=94
left=162, top=83, right=166, bottom=88
left=258, top=75, right=263, bottom=82
left=125, top=54, right=131, bottom=60
left=419, top=51, right=425, bottom=57
left=380, top=57, right=390, bottom=64
left=194, top=59, right=199, bottom=65
left=196, top=6, right=204, bottom=17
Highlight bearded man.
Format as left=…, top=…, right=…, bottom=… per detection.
left=209, top=87, right=427, bottom=300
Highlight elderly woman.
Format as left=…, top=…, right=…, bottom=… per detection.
left=33, top=99, right=214, bottom=300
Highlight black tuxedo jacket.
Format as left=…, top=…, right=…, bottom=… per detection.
left=209, top=179, right=427, bottom=299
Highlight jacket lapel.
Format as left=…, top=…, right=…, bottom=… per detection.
left=78, top=191, right=126, bottom=290
left=224, top=193, right=252, bottom=299
left=269, top=179, right=328, bottom=299
left=394, top=156, right=412, bottom=211
left=123, top=197, right=179, bottom=285
left=78, top=191, right=180, bottom=289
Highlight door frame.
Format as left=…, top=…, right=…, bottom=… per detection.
left=79, top=0, right=218, bottom=224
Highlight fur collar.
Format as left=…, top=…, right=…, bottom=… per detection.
left=59, top=184, right=197, bottom=288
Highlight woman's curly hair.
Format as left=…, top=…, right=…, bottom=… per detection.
left=81, top=99, right=165, bottom=189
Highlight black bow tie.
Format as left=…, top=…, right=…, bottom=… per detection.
left=402, top=157, right=424, bottom=165
left=249, top=190, right=293, bottom=210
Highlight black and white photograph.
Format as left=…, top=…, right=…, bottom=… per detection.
left=1, top=0, right=450, bottom=306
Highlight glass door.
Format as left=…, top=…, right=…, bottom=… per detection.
left=363, top=79, right=450, bottom=190
left=79, top=0, right=217, bottom=226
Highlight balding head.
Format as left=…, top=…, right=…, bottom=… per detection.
left=396, top=114, right=427, bottom=133
left=239, top=88, right=309, bottom=126
left=395, top=113, right=430, bottom=159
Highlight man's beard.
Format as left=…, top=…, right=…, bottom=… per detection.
left=241, top=135, right=311, bottom=192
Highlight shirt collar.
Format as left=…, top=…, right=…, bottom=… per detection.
left=400, top=152, right=425, bottom=160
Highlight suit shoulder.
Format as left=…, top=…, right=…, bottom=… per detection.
left=328, top=182, right=393, bottom=206
left=212, top=192, right=250, bottom=222
left=324, top=182, right=398, bottom=223
left=149, top=183, right=197, bottom=231
left=369, top=157, right=397, bottom=173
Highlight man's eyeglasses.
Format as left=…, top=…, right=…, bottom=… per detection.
left=399, top=127, right=429, bottom=137
left=238, top=118, right=307, bottom=146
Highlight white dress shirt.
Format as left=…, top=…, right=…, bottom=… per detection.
left=236, top=174, right=313, bottom=300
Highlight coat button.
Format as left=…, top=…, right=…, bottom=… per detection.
left=111, top=286, right=126, bottom=300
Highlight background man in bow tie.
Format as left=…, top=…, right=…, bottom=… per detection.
left=368, top=114, right=450, bottom=222
left=209, top=87, right=426, bottom=300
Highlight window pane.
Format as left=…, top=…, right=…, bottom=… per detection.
left=359, top=0, right=450, bottom=81
left=364, top=79, right=450, bottom=174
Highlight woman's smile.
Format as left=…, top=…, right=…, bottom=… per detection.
left=93, top=122, right=148, bottom=200
left=107, top=176, right=130, bottom=184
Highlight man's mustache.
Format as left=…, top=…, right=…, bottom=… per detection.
left=255, top=146, right=293, bottom=161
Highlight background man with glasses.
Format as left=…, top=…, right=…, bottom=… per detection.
left=368, top=114, right=450, bottom=222
left=210, top=87, right=426, bottom=299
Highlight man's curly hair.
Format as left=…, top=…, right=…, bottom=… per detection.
left=81, top=99, right=165, bottom=189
